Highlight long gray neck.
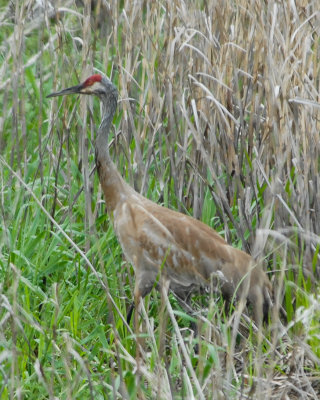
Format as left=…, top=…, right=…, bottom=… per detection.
left=95, top=93, right=117, bottom=165
left=95, top=92, right=129, bottom=211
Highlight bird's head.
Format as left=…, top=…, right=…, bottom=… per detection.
left=47, top=73, right=117, bottom=100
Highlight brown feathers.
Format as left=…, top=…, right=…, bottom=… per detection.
left=48, top=74, right=272, bottom=326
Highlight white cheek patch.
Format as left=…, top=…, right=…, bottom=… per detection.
left=91, top=82, right=102, bottom=90
left=83, top=82, right=102, bottom=93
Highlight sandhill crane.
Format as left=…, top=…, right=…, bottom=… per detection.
left=47, top=73, right=272, bottom=327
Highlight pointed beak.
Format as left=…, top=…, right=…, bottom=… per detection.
left=47, top=83, right=84, bottom=98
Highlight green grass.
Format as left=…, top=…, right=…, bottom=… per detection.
left=1, top=0, right=320, bottom=398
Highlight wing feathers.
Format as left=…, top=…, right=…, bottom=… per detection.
left=114, top=198, right=236, bottom=290
left=113, top=192, right=271, bottom=323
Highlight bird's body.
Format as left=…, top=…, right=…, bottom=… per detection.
left=48, top=73, right=271, bottom=325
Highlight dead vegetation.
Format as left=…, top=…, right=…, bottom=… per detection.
left=0, top=0, right=320, bottom=398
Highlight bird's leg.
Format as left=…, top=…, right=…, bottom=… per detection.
left=127, top=302, right=135, bottom=325
left=174, top=292, right=199, bottom=348
left=132, top=281, right=154, bottom=342
left=159, top=277, right=170, bottom=358
left=133, top=287, right=142, bottom=385
left=131, top=281, right=156, bottom=396
left=252, top=289, right=263, bottom=329
left=128, top=276, right=155, bottom=327
left=134, top=289, right=141, bottom=338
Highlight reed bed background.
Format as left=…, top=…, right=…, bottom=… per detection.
left=0, top=0, right=319, bottom=398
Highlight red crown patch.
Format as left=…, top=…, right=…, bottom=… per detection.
left=83, top=74, right=102, bottom=87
